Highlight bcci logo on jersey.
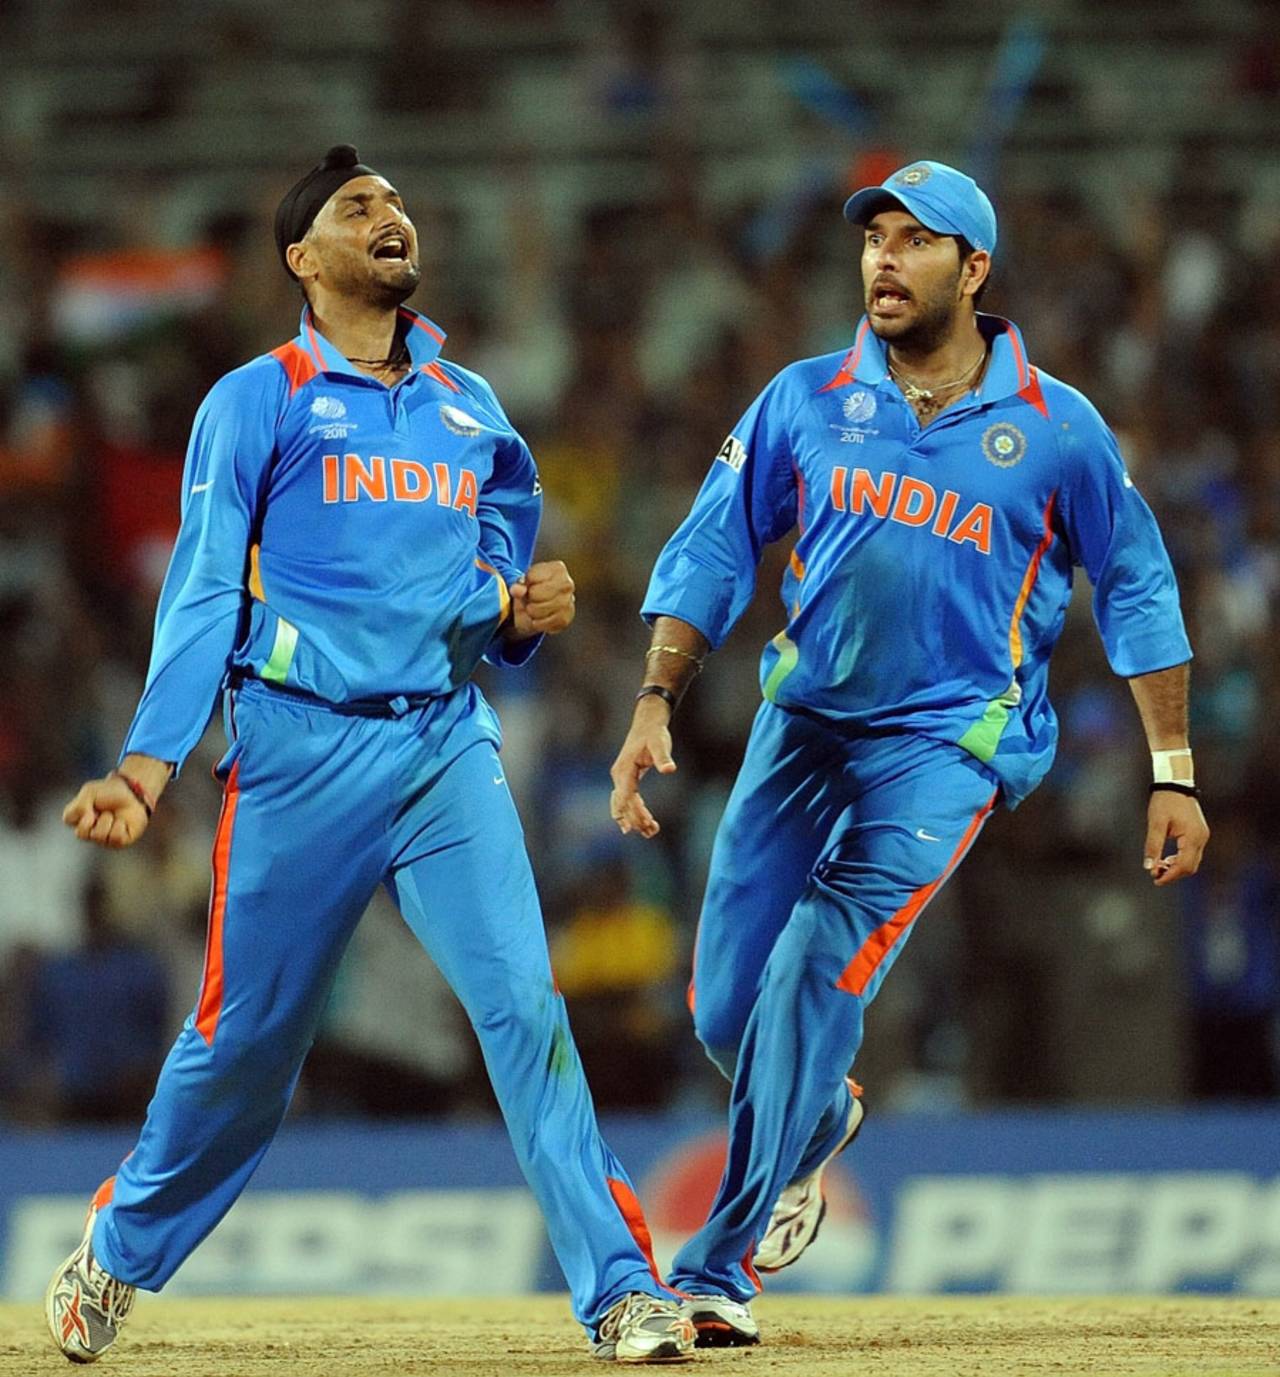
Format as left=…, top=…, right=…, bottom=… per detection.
left=440, top=405, right=483, bottom=437
left=982, top=422, right=1027, bottom=468
left=716, top=435, right=747, bottom=473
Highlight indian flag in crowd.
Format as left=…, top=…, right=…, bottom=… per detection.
left=52, top=246, right=228, bottom=345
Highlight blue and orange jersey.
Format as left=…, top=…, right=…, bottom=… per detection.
left=642, top=314, right=1191, bottom=806
left=123, top=306, right=542, bottom=773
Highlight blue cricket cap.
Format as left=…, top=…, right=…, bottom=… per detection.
left=843, top=160, right=998, bottom=255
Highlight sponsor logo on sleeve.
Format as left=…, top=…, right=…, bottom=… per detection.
left=716, top=435, right=747, bottom=473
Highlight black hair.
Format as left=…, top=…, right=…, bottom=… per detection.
left=955, top=236, right=991, bottom=306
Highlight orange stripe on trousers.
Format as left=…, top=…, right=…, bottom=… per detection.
left=741, top=1240, right=763, bottom=1294
left=196, top=760, right=241, bottom=1045
left=607, top=1177, right=679, bottom=1294
left=836, top=792, right=998, bottom=997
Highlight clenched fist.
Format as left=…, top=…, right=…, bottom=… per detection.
left=62, top=775, right=152, bottom=849
left=62, top=755, right=171, bottom=850
left=509, top=560, right=575, bottom=638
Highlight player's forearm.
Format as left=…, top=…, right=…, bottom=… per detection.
left=634, top=617, right=711, bottom=713
left=1127, top=661, right=1192, bottom=766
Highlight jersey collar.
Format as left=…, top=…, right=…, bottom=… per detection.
left=295, top=304, right=447, bottom=379
left=835, top=313, right=1034, bottom=403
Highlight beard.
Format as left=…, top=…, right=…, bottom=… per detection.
left=865, top=275, right=964, bottom=354
left=366, top=259, right=421, bottom=309
left=326, top=253, right=422, bottom=309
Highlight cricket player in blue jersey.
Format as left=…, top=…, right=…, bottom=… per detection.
left=47, top=146, right=693, bottom=1366
left=609, top=160, right=1210, bottom=1347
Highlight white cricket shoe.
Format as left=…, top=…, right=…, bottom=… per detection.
left=680, top=1293, right=760, bottom=1348
left=753, top=1087, right=866, bottom=1272
left=591, top=1292, right=695, bottom=1363
left=45, top=1196, right=136, bottom=1363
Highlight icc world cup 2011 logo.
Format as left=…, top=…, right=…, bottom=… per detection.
left=842, top=390, right=877, bottom=425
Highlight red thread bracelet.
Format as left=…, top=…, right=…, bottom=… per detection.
left=112, top=770, right=157, bottom=818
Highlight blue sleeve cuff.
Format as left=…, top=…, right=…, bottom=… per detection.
left=484, top=629, right=544, bottom=668
left=641, top=558, right=735, bottom=650
left=1104, top=627, right=1193, bottom=679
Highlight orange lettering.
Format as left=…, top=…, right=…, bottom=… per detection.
left=831, top=466, right=848, bottom=512
left=932, top=489, right=960, bottom=537
left=453, top=468, right=478, bottom=518
left=323, top=455, right=339, bottom=504
left=345, top=454, right=387, bottom=502
left=891, top=476, right=936, bottom=527
left=949, top=503, right=993, bottom=554
left=433, top=463, right=452, bottom=507
left=392, top=459, right=431, bottom=502
left=850, top=468, right=895, bottom=518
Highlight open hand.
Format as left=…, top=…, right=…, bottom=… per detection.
left=609, top=698, right=677, bottom=838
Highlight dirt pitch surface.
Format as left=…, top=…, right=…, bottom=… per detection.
left=4, top=1295, right=1279, bottom=1376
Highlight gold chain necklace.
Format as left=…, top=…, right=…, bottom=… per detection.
left=888, top=348, right=988, bottom=407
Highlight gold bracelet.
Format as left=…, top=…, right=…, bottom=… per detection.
left=645, top=644, right=704, bottom=671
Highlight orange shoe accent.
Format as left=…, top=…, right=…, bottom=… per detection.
left=836, top=792, right=997, bottom=997
left=196, top=760, right=242, bottom=1045
left=847, top=1076, right=864, bottom=1099
left=59, top=1288, right=89, bottom=1346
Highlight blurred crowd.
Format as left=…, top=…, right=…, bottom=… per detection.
left=1, top=0, right=1278, bottom=1126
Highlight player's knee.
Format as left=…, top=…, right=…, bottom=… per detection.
left=193, top=1017, right=304, bottom=1094
left=700, top=1040, right=738, bottom=1080
left=472, top=983, right=559, bottom=1047
left=691, top=1002, right=744, bottom=1079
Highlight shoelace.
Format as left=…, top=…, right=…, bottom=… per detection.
left=84, top=1252, right=135, bottom=1324
left=597, top=1295, right=669, bottom=1341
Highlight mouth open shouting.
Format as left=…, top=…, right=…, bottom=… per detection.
left=371, top=230, right=411, bottom=265
left=869, top=278, right=913, bottom=320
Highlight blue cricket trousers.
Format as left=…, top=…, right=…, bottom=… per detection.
left=91, top=677, right=667, bottom=1330
left=668, top=700, right=998, bottom=1299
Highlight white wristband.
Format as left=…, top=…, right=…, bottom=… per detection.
left=1152, top=748, right=1193, bottom=784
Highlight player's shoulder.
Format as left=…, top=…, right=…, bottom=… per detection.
left=1028, top=366, right=1110, bottom=433
left=748, top=350, right=853, bottom=413
left=429, top=358, right=518, bottom=431
left=199, top=352, right=290, bottom=419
